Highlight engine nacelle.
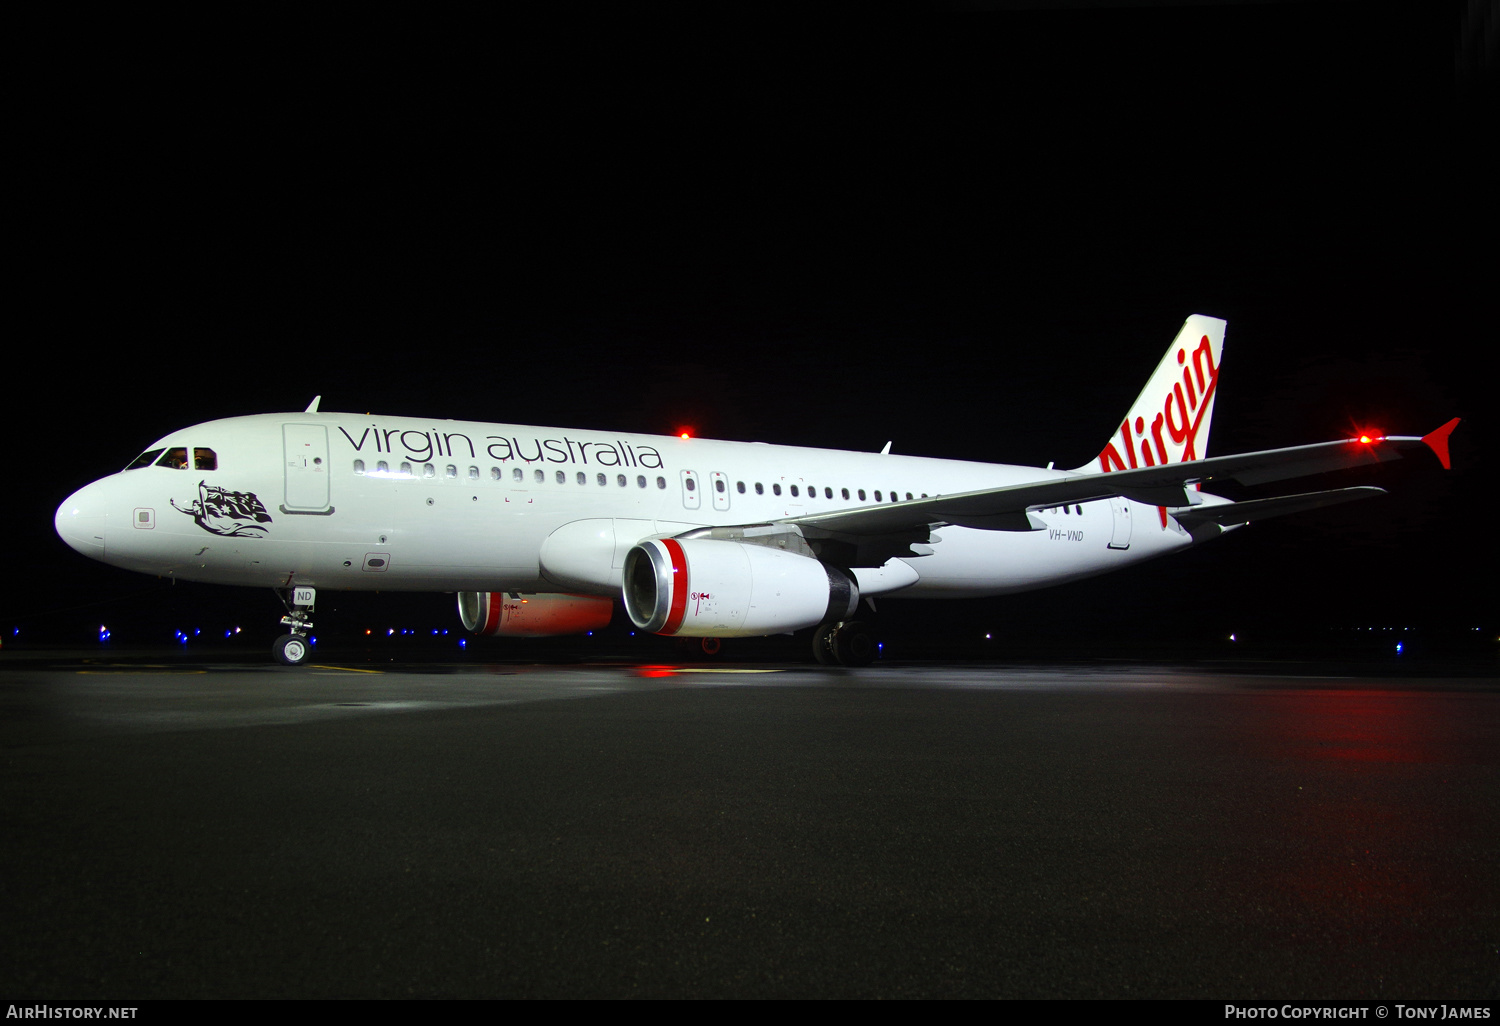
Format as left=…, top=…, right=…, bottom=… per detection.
left=458, top=592, right=614, bottom=637
left=622, top=538, right=858, bottom=638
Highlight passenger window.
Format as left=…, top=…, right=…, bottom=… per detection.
left=755, top=483, right=764, bottom=495
left=354, top=460, right=366, bottom=475
left=857, top=489, right=865, bottom=501
left=825, top=487, right=833, bottom=499
left=422, top=464, right=436, bottom=479
left=194, top=448, right=217, bottom=470
left=906, top=492, right=913, bottom=500
left=399, top=462, right=412, bottom=477
left=378, top=461, right=390, bottom=475
left=637, top=475, right=647, bottom=488
left=790, top=485, right=799, bottom=497
left=715, top=479, right=725, bottom=493
left=736, top=481, right=745, bottom=494
left=513, top=467, right=524, bottom=482
left=556, top=470, right=566, bottom=484
left=575, top=472, right=585, bottom=485
left=617, top=474, right=627, bottom=487
left=491, top=467, right=502, bottom=481
left=841, top=488, right=850, bottom=500
left=155, top=447, right=190, bottom=470
left=445, top=465, right=458, bottom=480
left=656, top=477, right=666, bottom=489
left=597, top=473, right=607, bottom=487
left=773, top=483, right=782, bottom=496
left=469, top=466, right=480, bottom=481
left=534, top=469, right=545, bottom=483
left=685, top=477, right=696, bottom=492
left=126, top=448, right=165, bottom=470
left=874, top=491, right=882, bottom=501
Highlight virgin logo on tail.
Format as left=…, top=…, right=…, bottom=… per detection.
left=1097, top=333, right=1220, bottom=473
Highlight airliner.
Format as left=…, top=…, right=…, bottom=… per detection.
left=55, top=316, right=1457, bottom=666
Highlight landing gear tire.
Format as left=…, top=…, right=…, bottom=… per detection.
left=832, top=620, right=875, bottom=667
left=813, top=620, right=875, bottom=667
left=812, top=622, right=839, bottom=665
left=273, top=633, right=311, bottom=666
left=673, top=636, right=724, bottom=659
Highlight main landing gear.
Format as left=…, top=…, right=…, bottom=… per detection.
left=273, top=586, right=316, bottom=666
left=812, top=620, right=876, bottom=667
left=673, top=636, right=724, bottom=659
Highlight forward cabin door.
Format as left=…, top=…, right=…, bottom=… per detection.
left=283, top=424, right=333, bottom=514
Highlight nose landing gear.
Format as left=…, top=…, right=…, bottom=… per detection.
left=273, top=586, right=316, bottom=666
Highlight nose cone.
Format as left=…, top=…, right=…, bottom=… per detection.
left=56, top=482, right=110, bottom=560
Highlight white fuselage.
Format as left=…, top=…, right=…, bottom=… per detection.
left=55, top=412, right=1198, bottom=601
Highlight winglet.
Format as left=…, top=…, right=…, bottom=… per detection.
left=1421, top=417, right=1459, bottom=469
left=304, top=396, right=322, bottom=414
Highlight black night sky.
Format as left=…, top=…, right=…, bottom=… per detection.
left=11, top=4, right=1495, bottom=662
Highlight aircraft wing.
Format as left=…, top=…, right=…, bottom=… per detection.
left=1171, top=485, right=1386, bottom=535
left=780, top=420, right=1458, bottom=539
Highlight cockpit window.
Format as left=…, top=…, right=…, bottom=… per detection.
left=155, top=447, right=191, bottom=470
left=194, top=448, right=217, bottom=471
left=125, top=448, right=165, bottom=471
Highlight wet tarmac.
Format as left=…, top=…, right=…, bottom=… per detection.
left=2, top=653, right=1497, bottom=999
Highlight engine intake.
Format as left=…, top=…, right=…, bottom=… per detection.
left=622, top=537, right=858, bottom=638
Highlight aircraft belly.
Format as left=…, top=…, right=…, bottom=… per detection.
left=851, top=559, right=921, bottom=596
left=537, top=518, right=662, bottom=594
left=392, top=492, right=542, bottom=575
left=901, top=507, right=1191, bottom=597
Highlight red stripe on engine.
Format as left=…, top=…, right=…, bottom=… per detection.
left=661, top=539, right=689, bottom=635
left=484, top=593, right=502, bottom=635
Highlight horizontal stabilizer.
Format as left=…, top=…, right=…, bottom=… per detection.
left=1171, top=486, right=1386, bottom=530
